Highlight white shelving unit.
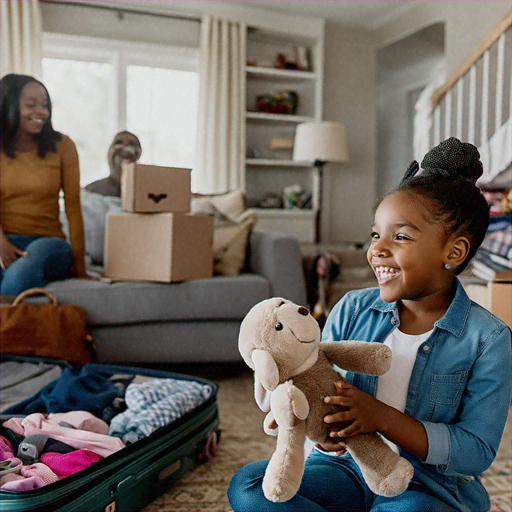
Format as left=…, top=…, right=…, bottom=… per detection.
left=246, top=158, right=310, bottom=167
left=246, top=66, right=317, bottom=81
left=246, top=112, right=314, bottom=123
left=244, top=26, right=324, bottom=243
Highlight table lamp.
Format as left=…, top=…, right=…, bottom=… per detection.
left=293, top=121, right=349, bottom=243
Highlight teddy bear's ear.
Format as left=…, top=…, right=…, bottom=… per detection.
left=252, top=349, right=279, bottom=391
left=254, top=376, right=271, bottom=412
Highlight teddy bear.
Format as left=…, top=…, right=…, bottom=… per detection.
left=238, top=297, right=414, bottom=503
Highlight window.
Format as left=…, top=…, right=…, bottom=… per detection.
left=42, top=33, right=199, bottom=187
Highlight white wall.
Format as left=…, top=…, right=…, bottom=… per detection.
left=322, top=26, right=377, bottom=244
left=376, top=23, right=445, bottom=198
left=375, top=1, right=511, bottom=76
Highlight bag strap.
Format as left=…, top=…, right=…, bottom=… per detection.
left=12, top=288, right=58, bottom=306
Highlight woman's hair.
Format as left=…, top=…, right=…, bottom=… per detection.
left=385, top=137, right=490, bottom=275
left=0, top=73, right=61, bottom=158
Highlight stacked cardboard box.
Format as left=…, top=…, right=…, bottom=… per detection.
left=105, top=163, right=213, bottom=282
left=463, top=270, right=512, bottom=329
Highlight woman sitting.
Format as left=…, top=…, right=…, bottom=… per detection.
left=0, top=73, right=86, bottom=297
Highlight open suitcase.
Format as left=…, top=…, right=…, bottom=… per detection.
left=0, top=356, right=220, bottom=512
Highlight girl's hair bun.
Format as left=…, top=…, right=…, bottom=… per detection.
left=421, top=137, right=483, bottom=185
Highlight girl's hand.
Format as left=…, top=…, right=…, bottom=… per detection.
left=316, top=439, right=347, bottom=456
left=0, top=235, right=28, bottom=271
left=323, top=381, right=385, bottom=437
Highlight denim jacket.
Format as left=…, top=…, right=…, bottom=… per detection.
left=322, top=279, right=512, bottom=511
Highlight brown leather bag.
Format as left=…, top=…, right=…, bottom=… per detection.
left=0, top=288, right=94, bottom=365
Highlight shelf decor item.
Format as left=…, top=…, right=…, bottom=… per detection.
left=256, top=90, right=299, bottom=115
left=293, top=122, right=349, bottom=242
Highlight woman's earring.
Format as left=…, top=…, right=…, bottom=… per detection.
left=444, top=263, right=452, bottom=270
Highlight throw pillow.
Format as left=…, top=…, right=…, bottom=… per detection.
left=191, top=191, right=257, bottom=276
left=60, top=190, right=122, bottom=265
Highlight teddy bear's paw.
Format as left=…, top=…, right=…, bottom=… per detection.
left=262, top=476, right=298, bottom=503
left=370, top=457, right=414, bottom=497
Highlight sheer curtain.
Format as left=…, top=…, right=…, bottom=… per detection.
left=195, top=16, right=246, bottom=194
left=1, top=0, right=42, bottom=78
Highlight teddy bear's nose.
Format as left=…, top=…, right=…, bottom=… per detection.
left=298, top=306, right=310, bottom=316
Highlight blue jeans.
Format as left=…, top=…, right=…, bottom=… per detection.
left=228, top=451, right=459, bottom=512
left=0, top=234, right=73, bottom=296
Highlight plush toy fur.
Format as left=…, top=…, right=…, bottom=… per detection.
left=239, top=297, right=414, bottom=503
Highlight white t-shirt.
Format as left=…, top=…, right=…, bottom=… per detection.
left=376, top=327, right=433, bottom=452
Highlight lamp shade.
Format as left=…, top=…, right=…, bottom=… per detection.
left=293, top=122, right=349, bottom=163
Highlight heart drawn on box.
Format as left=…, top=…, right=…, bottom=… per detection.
left=148, top=193, right=167, bottom=203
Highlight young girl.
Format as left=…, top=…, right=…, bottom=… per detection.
left=0, top=74, right=86, bottom=296
left=228, top=137, right=512, bottom=512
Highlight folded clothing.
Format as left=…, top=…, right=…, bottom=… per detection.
left=125, top=378, right=212, bottom=413
left=0, top=436, right=14, bottom=460
left=3, top=413, right=124, bottom=458
left=20, top=463, right=59, bottom=485
left=109, top=378, right=213, bottom=443
left=48, top=411, right=109, bottom=435
left=41, top=449, right=102, bottom=478
left=1, top=475, right=44, bottom=491
left=3, top=367, right=117, bottom=417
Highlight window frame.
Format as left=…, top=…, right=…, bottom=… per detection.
left=42, top=32, right=200, bottom=180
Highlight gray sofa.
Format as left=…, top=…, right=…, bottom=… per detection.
left=42, top=231, right=306, bottom=364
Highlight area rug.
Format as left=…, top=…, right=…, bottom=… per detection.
left=142, top=365, right=511, bottom=512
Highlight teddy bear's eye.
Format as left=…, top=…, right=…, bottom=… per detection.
left=275, top=322, right=283, bottom=331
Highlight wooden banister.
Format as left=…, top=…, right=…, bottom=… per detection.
left=432, top=7, right=512, bottom=105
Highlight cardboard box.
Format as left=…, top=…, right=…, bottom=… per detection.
left=105, top=213, right=213, bottom=283
left=121, top=163, right=191, bottom=213
left=464, top=270, right=512, bottom=328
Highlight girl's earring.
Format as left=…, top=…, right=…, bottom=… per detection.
left=444, top=263, right=452, bottom=270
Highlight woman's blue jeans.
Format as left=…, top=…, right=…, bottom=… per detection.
left=228, top=451, right=458, bottom=512
left=0, top=234, right=73, bottom=296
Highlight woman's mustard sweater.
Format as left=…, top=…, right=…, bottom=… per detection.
left=1, top=135, right=85, bottom=260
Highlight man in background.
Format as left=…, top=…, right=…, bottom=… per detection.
left=85, top=131, right=142, bottom=196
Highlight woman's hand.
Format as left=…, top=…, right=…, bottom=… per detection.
left=0, top=235, right=28, bottom=271
left=323, top=381, right=385, bottom=437
left=70, top=256, right=89, bottom=278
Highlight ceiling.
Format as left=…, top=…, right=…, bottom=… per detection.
left=233, top=1, right=423, bottom=30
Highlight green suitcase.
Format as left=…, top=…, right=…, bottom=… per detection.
left=0, top=359, right=219, bottom=512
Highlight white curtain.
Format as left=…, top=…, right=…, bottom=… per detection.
left=1, top=0, right=42, bottom=79
left=195, top=16, right=246, bottom=194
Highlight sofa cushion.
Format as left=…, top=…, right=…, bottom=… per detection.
left=44, top=274, right=271, bottom=326
left=191, top=191, right=256, bottom=276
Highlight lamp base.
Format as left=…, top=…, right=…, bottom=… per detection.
left=313, top=160, right=325, bottom=244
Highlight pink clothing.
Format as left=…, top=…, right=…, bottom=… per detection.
left=1, top=475, right=45, bottom=491
left=3, top=414, right=124, bottom=457
left=41, top=449, right=102, bottom=477
left=20, top=463, right=59, bottom=485
left=48, top=411, right=109, bottom=435
left=0, top=436, right=15, bottom=461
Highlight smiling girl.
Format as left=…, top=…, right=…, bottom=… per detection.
left=0, top=73, right=86, bottom=296
left=228, top=138, right=511, bottom=512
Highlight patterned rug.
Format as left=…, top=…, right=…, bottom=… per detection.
left=142, top=365, right=511, bottom=512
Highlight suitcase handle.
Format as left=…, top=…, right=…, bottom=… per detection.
left=12, top=288, right=58, bottom=306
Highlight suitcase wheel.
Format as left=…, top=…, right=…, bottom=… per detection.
left=198, top=429, right=220, bottom=462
